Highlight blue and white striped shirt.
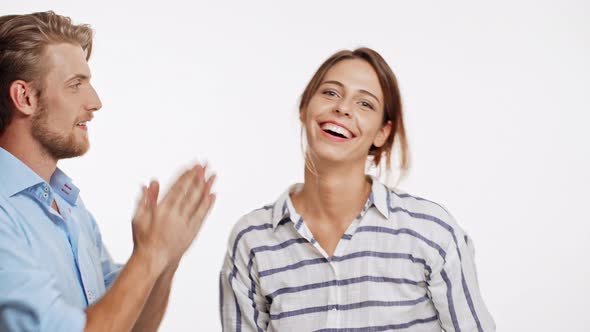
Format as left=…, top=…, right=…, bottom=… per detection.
left=220, top=176, right=495, bottom=331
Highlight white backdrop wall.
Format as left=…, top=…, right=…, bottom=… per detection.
left=2, top=1, right=589, bottom=331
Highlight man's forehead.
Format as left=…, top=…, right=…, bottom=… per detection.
left=43, top=43, right=91, bottom=81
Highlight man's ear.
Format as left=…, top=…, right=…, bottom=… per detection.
left=9, top=80, right=38, bottom=116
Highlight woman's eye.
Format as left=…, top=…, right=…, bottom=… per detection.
left=359, top=101, right=374, bottom=110
left=322, top=90, right=338, bottom=97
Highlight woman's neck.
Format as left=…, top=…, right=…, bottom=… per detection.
left=292, top=160, right=371, bottom=225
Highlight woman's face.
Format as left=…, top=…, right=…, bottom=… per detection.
left=301, top=59, right=391, bottom=167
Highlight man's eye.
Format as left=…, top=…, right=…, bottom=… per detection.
left=71, top=82, right=82, bottom=91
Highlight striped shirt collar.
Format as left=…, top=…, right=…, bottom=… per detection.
left=270, top=175, right=390, bottom=229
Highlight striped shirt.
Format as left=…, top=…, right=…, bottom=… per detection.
left=220, top=176, right=495, bottom=331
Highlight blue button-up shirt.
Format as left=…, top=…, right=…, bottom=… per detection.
left=0, top=148, right=123, bottom=331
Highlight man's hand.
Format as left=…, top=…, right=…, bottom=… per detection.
left=84, top=163, right=216, bottom=332
left=132, top=164, right=216, bottom=274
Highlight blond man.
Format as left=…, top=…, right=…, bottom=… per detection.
left=0, top=11, right=215, bottom=332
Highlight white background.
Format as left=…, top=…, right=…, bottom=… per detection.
left=2, top=1, right=589, bottom=331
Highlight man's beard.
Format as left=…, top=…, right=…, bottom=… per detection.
left=31, top=104, right=89, bottom=160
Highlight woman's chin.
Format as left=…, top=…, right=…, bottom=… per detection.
left=307, top=147, right=354, bottom=167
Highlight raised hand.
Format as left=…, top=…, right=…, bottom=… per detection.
left=131, top=164, right=216, bottom=274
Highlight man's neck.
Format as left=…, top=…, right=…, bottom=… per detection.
left=0, top=130, right=58, bottom=183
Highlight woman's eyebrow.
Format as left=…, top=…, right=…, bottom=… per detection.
left=322, top=80, right=380, bottom=103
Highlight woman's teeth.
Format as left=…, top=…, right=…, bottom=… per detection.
left=320, top=123, right=352, bottom=139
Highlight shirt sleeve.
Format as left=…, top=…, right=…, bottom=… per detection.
left=87, top=211, right=124, bottom=289
left=220, top=226, right=270, bottom=331
left=428, top=223, right=496, bottom=332
left=0, top=207, right=86, bottom=332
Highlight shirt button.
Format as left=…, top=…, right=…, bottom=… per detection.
left=43, top=193, right=48, bottom=198
left=44, top=186, right=49, bottom=192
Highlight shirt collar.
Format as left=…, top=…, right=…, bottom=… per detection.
left=0, top=147, right=80, bottom=205
left=270, top=175, right=391, bottom=229
left=50, top=168, right=80, bottom=205
left=0, top=147, right=45, bottom=197
left=271, top=183, right=301, bottom=229
left=368, top=175, right=391, bottom=219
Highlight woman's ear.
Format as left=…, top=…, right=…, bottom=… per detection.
left=373, top=120, right=392, bottom=148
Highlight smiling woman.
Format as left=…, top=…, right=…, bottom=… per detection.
left=298, top=48, right=408, bottom=173
left=220, top=47, right=496, bottom=331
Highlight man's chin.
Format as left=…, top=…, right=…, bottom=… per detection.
left=68, top=142, right=89, bottom=158
left=45, top=141, right=89, bottom=160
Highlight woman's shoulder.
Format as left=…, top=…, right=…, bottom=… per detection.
left=388, top=186, right=451, bottom=218
left=230, top=203, right=275, bottom=232
left=226, top=184, right=292, bottom=243
left=383, top=184, right=468, bottom=244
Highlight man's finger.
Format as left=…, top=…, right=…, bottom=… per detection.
left=187, top=174, right=216, bottom=233
left=146, top=180, right=160, bottom=209
left=132, top=185, right=148, bottom=224
left=161, top=166, right=197, bottom=208
left=188, top=192, right=216, bottom=236
left=179, top=165, right=205, bottom=215
left=187, top=173, right=215, bottom=218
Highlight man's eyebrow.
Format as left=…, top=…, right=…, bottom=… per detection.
left=65, top=74, right=90, bottom=83
left=322, top=80, right=381, bottom=103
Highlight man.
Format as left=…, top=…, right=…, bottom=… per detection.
left=0, top=11, right=215, bottom=331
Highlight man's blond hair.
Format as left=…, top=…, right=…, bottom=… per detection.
left=0, top=11, right=94, bottom=134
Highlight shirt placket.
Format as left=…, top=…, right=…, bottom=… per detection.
left=326, top=200, right=372, bottom=328
left=326, top=259, right=341, bottom=328
left=50, top=192, right=96, bottom=305
left=286, top=193, right=374, bottom=329
left=288, top=213, right=339, bottom=327
left=62, top=205, right=98, bottom=305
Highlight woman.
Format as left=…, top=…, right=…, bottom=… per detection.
left=220, top=48, right=495, bottom=331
